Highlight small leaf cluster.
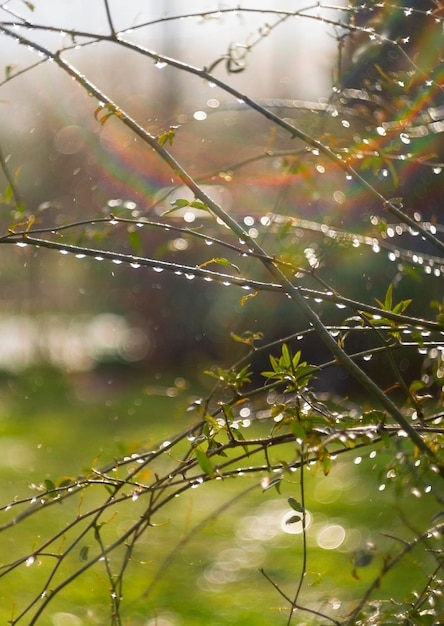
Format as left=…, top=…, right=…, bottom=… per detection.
left=205, top=364, right=252, bottom=393
left=261, top=343, right=318, bottom=393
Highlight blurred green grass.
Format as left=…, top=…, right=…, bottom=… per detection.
left=0, top=367, right=440, bottom=625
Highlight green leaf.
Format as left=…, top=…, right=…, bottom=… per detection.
left=319, top=448, right=332, bottom=476
left=190, top=200, right=210, bottom=211
left=290, top=421, right=306, bottom=440
left=230, top=329, right=263, bottom=346
left=57, top=477, right=74, bottom=489
left=384, top=284, right=393, bottom=310
left=4, top=186, right=12, bottom=205
left=380, top=430, right=391, bottom=448
left=361, top=410, right=385, bottom=425
left=281, top=343, right=292, bottom=368
left=392, top=298, right=412, bottom=314
left=157, top=127, right=177, bottom=146
left=409, top=379, right=426, bottom=394
left=221, top=403, right=235, bottom=423
left=195, top=446, right=215, bottom=477
left=127, top=228, right=142, bottom=255
left=171, top=198, right=190, bottom=208
left=292, top=351, right=301, bottom=369
left=231, top=427, right=249, bottom=455
left=44, top=479, right=55, bottom=492
left=288, top=496, right=304, bottom=513
left=79, top=546, right=89, bottom=562
left=161, top=198, right=191, bottom=216
left=5, top=65, right=15, bottom=80
left=286, top=514, right=302, bottom=525
left=163, top=197, right=211, bottom=217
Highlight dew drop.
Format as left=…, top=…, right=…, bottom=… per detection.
left=16, top=241, right=28, bottom=248
left=95, top=256, right=104, bottom=261
left=130, top=262, right=141, bottom=269
left=191, top=477, right=204, bottom=488
left=26, top=556, right=35, bottom=567
left=193, top=110, right=207, bottom=121
left=153, top=267, right=163, bottom=273
left=400, top=133, right=410, bottom=144
left=155, top=60, right=167, bottom=69
left=183, top=211, right=196, bottom=223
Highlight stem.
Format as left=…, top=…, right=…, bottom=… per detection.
left=287, top=443, right=307, bottom=626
